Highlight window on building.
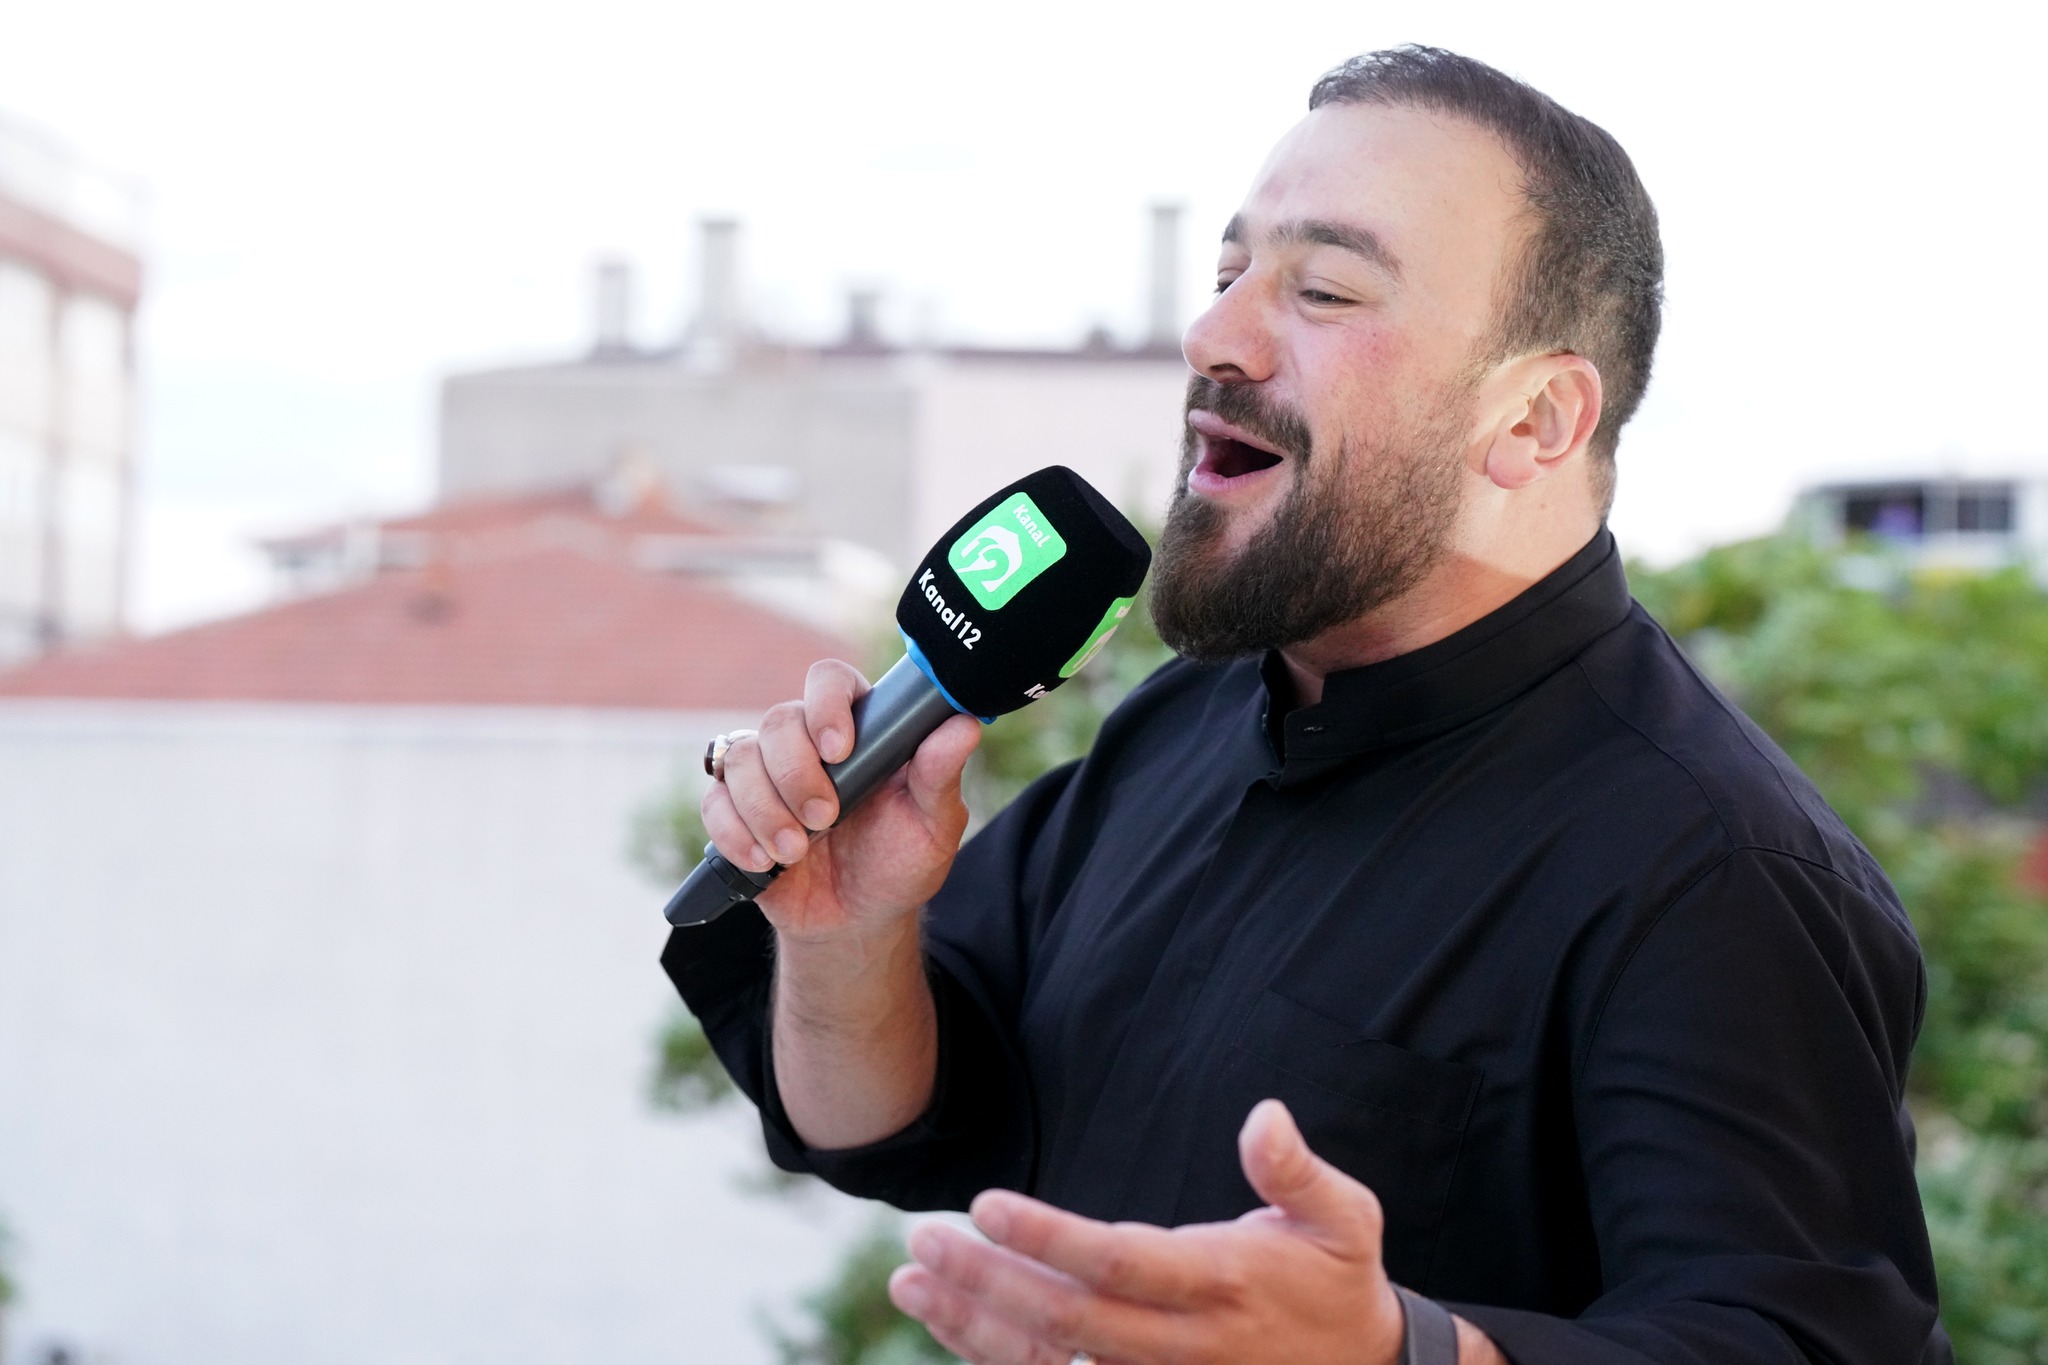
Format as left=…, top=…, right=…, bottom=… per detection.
left=1955, top=485, right=2016, bottom=533
left=1844, top=486, right=1927, bottom=538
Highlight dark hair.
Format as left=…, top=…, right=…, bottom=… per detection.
left=1310, top=46, right=1663, bottom=507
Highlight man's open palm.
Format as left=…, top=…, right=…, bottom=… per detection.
left=888, top=1099, right=1496, bottom=1365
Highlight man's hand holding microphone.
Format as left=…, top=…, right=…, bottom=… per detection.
left=671, top=466, right=1152, bottom=1148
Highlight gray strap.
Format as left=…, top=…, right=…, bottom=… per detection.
left=1396, top=1284, right=1459, bottom=1365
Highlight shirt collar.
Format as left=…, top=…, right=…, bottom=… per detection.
left=1258, top=529, right=1632, bottom=776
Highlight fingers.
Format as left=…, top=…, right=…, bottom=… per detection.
left=970, top=1190, right=1219, bottom=1311
left=699, top=659, right=971, bottom=881
left=759, top=694, right=843, bottom=834
left=890, top=1264, right=1076, bottom=1365
left=804, top=659, right=867, bottom=767
left=706, top=660, right=870, bottom=873
left=700, top=778, right=770, bottom=872
left=898, top=1223, right=1171, bottom=1365
left=712, top=708, right=813, bottom=868
left=1237, top=1099, right=1383, bottom=1250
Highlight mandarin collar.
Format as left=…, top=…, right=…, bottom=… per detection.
left=1255, top=529, right=1632, bottom=780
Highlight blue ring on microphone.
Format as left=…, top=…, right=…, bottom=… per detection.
left=902, top=631, right=996, bottom=723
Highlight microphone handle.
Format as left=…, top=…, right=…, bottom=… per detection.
left=662, top=655, right=966, bottom=927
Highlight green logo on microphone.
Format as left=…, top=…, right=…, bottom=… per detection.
left=949, top=493, right=1067, bottom=609
left=1059, top=595, right=1136, bottom=678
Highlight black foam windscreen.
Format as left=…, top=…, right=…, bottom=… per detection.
left=897, top=466, right=1152, bottom=719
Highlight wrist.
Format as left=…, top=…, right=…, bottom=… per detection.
left=771, top=897, right=925, bottom=954
left=774, top=911, right=931, bottom=1037
left=1393, top=1286, right=1459, bottom=1365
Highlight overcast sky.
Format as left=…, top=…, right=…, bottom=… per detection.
left=5, top=0, right=2045, bottom=629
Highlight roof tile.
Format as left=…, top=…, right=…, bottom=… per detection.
left=0, top=547, right=857, bottom=711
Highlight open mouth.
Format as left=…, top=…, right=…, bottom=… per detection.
left=1202, top=435, right=1285, bottom=479
left=1187, top=410, right=1288, bottom=490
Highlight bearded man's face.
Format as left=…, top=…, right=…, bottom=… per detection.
left=1150, top=372, right=1470, bottom=661
left=1151, top=100, right=1530, bottom=663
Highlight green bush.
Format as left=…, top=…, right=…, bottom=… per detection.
left=772, top=1221, right=953, bottom=1365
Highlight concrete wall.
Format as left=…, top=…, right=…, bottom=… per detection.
left=912, top=357, right=1187, bottom=551
left=0, top=699, right=875, bottom=1365
left=436, top=349, right=1191, bottom=569
left=0, top=254, right=133, bottom=664
left=439, top=358, right=919, bottom=562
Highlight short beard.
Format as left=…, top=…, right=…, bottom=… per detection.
left=1149, top=374, right=1469, bottom=663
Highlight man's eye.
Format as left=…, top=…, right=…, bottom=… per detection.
left=1214, top=276, right=1238, bottom=295
left=1301, top=289, right=1349, bottom=305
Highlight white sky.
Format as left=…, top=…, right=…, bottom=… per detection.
left=4, top=0, right=2045, bottom=630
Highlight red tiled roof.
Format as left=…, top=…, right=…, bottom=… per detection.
left=257, top=484, right=727, bottom=575
left=376, top=486, right=720, bottom=540
left=0, top=547, right=855, bottom=711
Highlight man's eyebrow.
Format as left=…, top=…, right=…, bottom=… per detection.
left=1221, top=214, right=1403, bottom=282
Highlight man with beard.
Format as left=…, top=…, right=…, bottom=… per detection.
left=667, top=46, right=1947, bottom=1365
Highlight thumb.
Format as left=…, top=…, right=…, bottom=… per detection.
left=1238, top=1099, right=1384, bottom=1249
left=903, top=713, right=981, bottom=822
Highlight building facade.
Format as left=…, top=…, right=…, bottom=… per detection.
left=1794, top=469, right=2048, bottom=577
left=0, top=113, right=141, bottom=665
left=0, top=499, right=870, bottom=1365
left=439, top=215, right=1195, bottom=569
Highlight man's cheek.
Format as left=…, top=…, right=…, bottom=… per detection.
left=1323, top=324, right=1426, bottom=417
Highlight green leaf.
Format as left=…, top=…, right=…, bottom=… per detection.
left=648, top=1009, right=736, bottom=1113
left=773, top=1219, right=955, bottom=1365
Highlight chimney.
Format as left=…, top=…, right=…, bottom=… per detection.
left=692, top=217, right=743, bottom=351
left=592, top=256, right=633, bottom=357
left=842, top=287, right=883, bottom=350
left=1146, top=202, right=1184, bottom=351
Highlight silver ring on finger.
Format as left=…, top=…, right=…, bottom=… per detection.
left=704, top=729, right=758, bottom=782
left=1068, top=1354, right=1096, bottom=1365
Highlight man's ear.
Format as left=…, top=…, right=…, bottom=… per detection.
left=1480, top=355, right=1602, bottom=492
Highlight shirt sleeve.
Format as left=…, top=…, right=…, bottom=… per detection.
left=659, top=760, right=1082, bottom=1212
left=1453, top=847, right=1951, bottom=1364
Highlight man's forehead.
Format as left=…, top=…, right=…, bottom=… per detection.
left=1228, top=101, right=1525, bottom=269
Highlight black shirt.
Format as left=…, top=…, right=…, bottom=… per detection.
left=665, top=530, right=1949, bottom=1363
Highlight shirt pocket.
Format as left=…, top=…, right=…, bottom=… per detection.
left=1218, top=987, right=1481, bottom=1287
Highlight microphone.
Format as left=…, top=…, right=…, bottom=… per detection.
left=663, top=465, right=1152, bottom=927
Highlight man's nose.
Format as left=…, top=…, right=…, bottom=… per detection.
left=1182, top=277, right=1278, bottom=384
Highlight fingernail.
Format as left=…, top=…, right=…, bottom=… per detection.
left=907, top=1223, right=945, bottom=1268
left=820, top=728, right=846, bottom=761
left=892, top=1273, right=931, bottom=1316
left=746, top=844, right=770, bottom=870
left=971, top=1195, right=1011, bottom=1241
left=774, top=830, right=808, bottom=864
left=801, top=799, right=834, bottom=830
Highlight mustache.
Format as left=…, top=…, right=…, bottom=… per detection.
left=1181, top=375, right=1314, bottom=466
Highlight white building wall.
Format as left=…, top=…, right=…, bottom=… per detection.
left=911, top=357, right=1188, bottom=554
left=438, top=359, right=920, bottom=563
left=0, top=700, right=872, bottom=1365
left=55, top=293, right=128, bottom=637
left=438, top=348, right=1191, bottom=571
left=0, top=260, right=52, bottom=656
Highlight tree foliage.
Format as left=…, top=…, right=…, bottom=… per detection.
left=771, top=1222, right=954, bottom=1365
left=1632, top=535, right=2048, bottom=1360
